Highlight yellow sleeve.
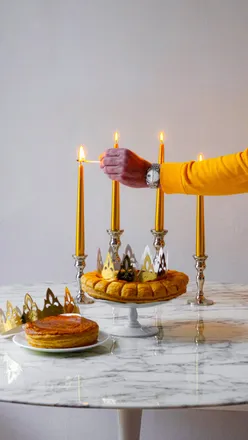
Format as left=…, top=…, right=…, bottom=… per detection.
left=160, top=149, right=248, bottom=196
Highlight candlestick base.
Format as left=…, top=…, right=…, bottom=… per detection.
left=73, top=255, right=94, bottom=305
left=107, top=229, right=124, bottom=270
left=151, top=229, right=168, bottom=268
left=188, top=296, right=214, bottom=306
left=187, top=255, right=214, bottom=306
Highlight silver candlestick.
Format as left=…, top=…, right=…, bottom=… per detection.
left=151, top=229, right=168, bottom=267
left=187, top=255, right=214, bottom=306
left=73, top=255, right=94, bottom=304
left=107, top=229, right=124, bottom=269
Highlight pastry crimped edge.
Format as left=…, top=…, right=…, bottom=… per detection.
left=81, top=270, right=189, bottom=304
left=25, top=315, right=99, bottom=349
left=25, top=330, right=98, bottom=349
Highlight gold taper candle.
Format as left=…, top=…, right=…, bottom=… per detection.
left=75, top=145, right=85, bottom=256
left=195, top=153, right=205, bottom=256
left=155, top=132, right=165, bottom=231
left=111, top=132, right=120, bottom=230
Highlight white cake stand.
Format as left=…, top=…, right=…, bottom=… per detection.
left=88, top=296, right=164, bottom=338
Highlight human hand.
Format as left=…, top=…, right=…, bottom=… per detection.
left=100, top=148, right=151, bottom=188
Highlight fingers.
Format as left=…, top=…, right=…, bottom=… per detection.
left=100, top=148, right=129, bottom=170
left=100, top=148, right=129, bottom=160
left=102, top=157, right=122, bottom=167
left=103, top=165, right=123, bottom=175
left=100, top=147, right=148, bottom=188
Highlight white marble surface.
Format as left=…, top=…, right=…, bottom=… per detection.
left=1, top=282, right=248, bottom=409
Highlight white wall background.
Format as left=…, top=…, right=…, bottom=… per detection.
left=1, top=0, right=248, bottom=285
left=1, top=1, right=248, bottom=439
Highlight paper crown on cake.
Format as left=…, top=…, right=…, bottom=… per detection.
left=154, top=247, right=167, bottom=277
left=138, top=246, right=156, bottom=282
left=0, top=287, right=79, bottom=335
left=102, top=252, right=117, bottom=280
left=99, top=244, right=167, bottom=282
left=122, top=244, right=139, bottom=268
left=117, top=255, right=136, bottom=282
left=97, top=248, right=104, bottom=273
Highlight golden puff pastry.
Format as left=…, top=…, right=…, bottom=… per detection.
left=25, top=315, right=99, bottom=349
left=81, top=270, right=189, bottom=303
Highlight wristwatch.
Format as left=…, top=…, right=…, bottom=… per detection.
left=146, top=164, right=160, bottom=189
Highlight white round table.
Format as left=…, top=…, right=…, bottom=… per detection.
left=1, top=281, right=248, bottom=440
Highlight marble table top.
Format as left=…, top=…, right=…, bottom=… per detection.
left=1, top=281, right=248, bottom=409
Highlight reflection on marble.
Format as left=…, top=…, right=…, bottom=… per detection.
left=1, top=281, right=248, bottom=409
left=2, top=353, right=22, bottom=384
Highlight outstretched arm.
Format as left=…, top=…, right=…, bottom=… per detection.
left=100, top=148, right=248, bottom=196
left=161, top=149, right=248, bottom=195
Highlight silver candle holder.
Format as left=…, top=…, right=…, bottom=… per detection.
left=107, top=229, right=124, bottom=269
left=151, top=229, right=168, bottom=268
left=73, top=254, right=94, bottom=304
left=187, top=255, right=214, bottom=306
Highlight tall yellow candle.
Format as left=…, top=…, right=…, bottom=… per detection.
left=75, top=145, right=85, bottom=256
left=155, top=132, right=165, bottom=231
left=111, top=132, right=120, bottom=230
left=195, top=153, right=205, bottom=256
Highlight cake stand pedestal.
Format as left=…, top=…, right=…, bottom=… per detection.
left=110, top=304, right=158, bottom=337
left=89, top=297, right=162, bottom=337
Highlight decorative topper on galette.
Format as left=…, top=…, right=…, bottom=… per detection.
left=117, top=255, right=136, bottom=282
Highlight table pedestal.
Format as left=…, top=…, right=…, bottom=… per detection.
left=118, top=409, right=142, bottom=440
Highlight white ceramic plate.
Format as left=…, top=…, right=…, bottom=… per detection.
left=13, top=330, right=109, bottom=353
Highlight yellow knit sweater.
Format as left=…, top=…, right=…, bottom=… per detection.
left=161, top=149, right=248, bottom=195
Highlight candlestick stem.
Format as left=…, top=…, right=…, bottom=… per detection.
left=187, top=255, right=214, bottom=306
left=107, top=229, right=124, bottom=269
left=73, top=255, right=94, bottom=304
left=151, top=229, right=168, bottom=269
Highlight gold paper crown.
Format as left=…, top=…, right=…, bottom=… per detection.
left=100, top=244, right=167, bottom=282
left=0, top=287, right=79, bottom=335
left=102, top=252, right=118, bottom=280
left=139, top=253, right=157, bottom=282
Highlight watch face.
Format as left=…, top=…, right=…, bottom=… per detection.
left=147, top=169, right=159, bottom=183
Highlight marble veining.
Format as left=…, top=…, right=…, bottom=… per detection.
left=1, top=281, right=248, bottom=409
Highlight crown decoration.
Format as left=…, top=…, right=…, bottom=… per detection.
left=0, top=302, right=23, bottom=334
left=117, top=255, right=136, bottom=282
left=154, top=248, right=167, bottom=277
left=102, top=252, right=117, bottom=280
left=64, top=287, right=79, bottom=313
left=100, top=244, right=167, bottom=283
left=43, top=288, right=64, bottom=316
left=23, top=294, right=40, bottom=322
left=97, top=248, right=104, bottom=274
left=123, top=244, right=139, bottom=269
left=108, top=248, right=121, bottom=271
left=0, top=287, right=80, bottom=335
left=139, top=250, right=157, bottom=282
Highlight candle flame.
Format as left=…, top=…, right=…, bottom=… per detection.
left=114, top=132, right=119, bottom=143
left=78, top=145, right=85, bottom=162
left=198, top=153, right=204, bottom=162
left=159, top=132, right=164, bottom=142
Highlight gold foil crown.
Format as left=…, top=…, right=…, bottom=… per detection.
left=102, top=252, right=117, bottom=280
left=0, top=287, right=79, bottom=335
left=139, top=247, right=157, bottom=282
left=100, top=244, right=167, bottom=282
